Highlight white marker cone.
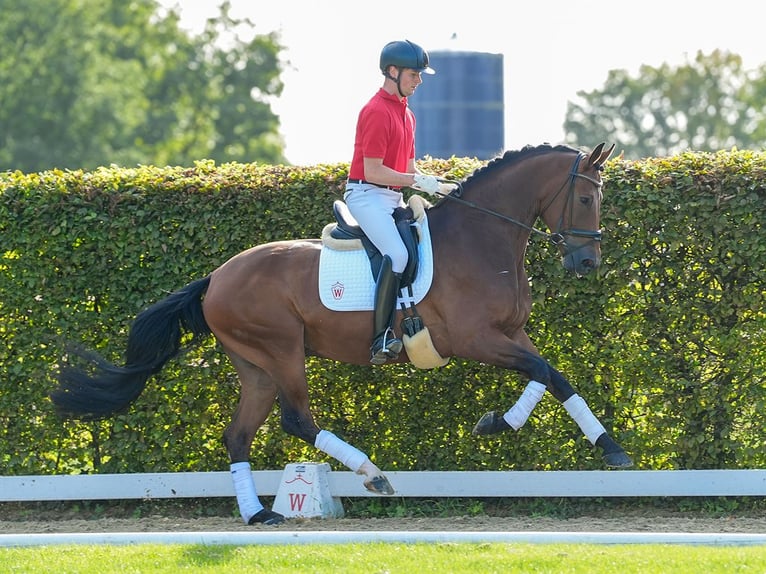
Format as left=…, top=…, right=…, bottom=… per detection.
left=272, top=462, right=344, bottom=519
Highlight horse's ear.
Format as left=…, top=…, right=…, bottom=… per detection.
left=586, top=143, right=604, bottom=168
left=588, top=142, right=615, bottom=169
left=600, top=143, right=616, bottom=165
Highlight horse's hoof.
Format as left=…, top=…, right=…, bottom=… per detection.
left=248, top=508, right=286, bottom=525
left=472, top=411, right=511, bottom=436
left=603, top=450, right=634, bottom=469
left=364, top=475, right=395, bottom=495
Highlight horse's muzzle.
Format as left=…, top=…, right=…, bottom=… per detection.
left=561, top=244, right=601, bottom=276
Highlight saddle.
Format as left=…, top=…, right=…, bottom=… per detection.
left=320, top=195, right=448, bottom=369
left=329, top=200, right=421, bottom=288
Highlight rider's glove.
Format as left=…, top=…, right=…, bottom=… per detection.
left=412, top=174, right=441, bottom=196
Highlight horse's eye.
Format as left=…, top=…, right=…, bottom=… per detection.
left=579, top=196, right=593, bottom=207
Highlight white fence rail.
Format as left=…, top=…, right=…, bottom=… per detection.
left=2, top=469, right=765, bottom=502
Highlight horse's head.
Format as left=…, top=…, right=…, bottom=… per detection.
left=540, top=142, right=615, bottom=276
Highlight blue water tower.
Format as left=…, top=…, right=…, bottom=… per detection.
left=409, top=50, right=504, bottom=160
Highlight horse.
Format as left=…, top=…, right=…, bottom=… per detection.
left=51, top=142, right=632, bottom=526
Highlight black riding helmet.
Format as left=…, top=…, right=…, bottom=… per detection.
left=379, top=40, right=436, bottom=76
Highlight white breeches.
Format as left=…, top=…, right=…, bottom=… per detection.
left=344, top=183, right=408, bottom=274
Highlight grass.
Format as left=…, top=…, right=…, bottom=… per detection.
left=1, top=542, right=765, bottom=573
left=2, top=497, right=764, bottom=573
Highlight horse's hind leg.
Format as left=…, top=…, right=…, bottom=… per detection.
left=274, top=357, right=396, bottom=496
left=222, top=351, right=285, bottom=525
left=224, top=345, right=394, bottom=525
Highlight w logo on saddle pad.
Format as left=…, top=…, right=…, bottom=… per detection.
left=318, top=209, right=434, bottom=312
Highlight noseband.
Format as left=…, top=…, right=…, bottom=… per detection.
left=437, top=152, right=603, bottom=253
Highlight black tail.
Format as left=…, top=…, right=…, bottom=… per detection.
left=51, top=276, right=212, bottom=419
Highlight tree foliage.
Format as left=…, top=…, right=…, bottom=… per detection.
left=0, top=0, right=286, bottom=172
left=564, top=50, right=766, bottom=159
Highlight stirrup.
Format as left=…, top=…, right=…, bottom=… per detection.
left=370, top=328, right=403, bottom=365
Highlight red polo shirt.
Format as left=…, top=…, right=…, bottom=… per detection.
left=349, top=88, right=416, bottom=181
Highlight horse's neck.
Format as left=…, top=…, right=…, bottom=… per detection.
left=459, top=173, right=538, bottom=236
left=429, top=190, right=532, bottom=274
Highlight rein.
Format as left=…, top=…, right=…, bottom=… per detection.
left=435, top=152, right=603, bottom=251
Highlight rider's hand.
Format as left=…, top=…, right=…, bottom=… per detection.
left=412, top=174, right=441, bottom=196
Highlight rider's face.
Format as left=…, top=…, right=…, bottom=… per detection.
left=396, top=68, right=423, bottom=96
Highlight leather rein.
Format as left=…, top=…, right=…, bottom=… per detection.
left=434, top=152, right=604, bottom=253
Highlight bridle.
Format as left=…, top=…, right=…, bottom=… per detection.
left=539, top=152, right=604, bottom=253
left=435, top=152, right=603, bottom=255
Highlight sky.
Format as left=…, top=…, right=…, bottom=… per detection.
left=159, top=0, right=766, bottom=166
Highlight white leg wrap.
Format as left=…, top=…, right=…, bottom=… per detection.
left=314, top=430, right=368, bottom=472
left=502, top=380, right=547, bottom=430
left=230, top=461, right=264, bottom=524
left=563, top=394, right=606, bottom=445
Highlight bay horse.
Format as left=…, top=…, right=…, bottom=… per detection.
left=51, top=142, right=632, bottom=525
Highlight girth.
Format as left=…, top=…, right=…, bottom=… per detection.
left=330, top=200, right=420, bottom=288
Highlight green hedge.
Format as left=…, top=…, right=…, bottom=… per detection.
left=1, top=150, right=764, bottom=476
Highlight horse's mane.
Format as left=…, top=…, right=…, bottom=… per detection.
left=463, top=143, right=581, bottom=186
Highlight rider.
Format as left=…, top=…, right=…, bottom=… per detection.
left=345, top=39, right=442, bottom=365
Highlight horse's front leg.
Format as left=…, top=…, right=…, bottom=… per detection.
left=472, top=340, right=632, bottom=468
left=546, top=365, right=633, bottom=468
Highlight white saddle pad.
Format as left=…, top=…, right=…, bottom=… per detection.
left=318, top=214, right=434, bottom=311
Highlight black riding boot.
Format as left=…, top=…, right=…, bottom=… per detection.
left=370, top=256, right=403, bottom=365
